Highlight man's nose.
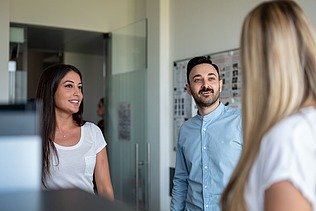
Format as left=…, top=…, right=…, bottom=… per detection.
left=202, top=78, right=211, bottom=88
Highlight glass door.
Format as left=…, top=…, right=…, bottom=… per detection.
left=105, top=19, right=149, bottom=211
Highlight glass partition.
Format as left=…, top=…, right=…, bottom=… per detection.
left=105, top=19, right=148, bottom=210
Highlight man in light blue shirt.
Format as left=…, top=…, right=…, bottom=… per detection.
left=171, top=56, right=242, bottom=211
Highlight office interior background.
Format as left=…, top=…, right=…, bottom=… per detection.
left=0, top=0, right=315, bottom=210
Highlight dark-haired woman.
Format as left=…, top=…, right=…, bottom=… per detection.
left=36, top=64, right=114, bottom=200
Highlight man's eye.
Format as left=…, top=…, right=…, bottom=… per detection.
left=194, top=78, right=202, bottom=83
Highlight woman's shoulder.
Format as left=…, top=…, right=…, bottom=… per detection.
left=258, top=108, right=316, bottom=207
left=265, top=107, right=316, bottom=141
left=260, top=108, right=316, bottom=170
left=81, top=121, right=105, bottom=143
left=82, top=121, right=101, bottom=132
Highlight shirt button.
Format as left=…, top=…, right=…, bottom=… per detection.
left=206, top=205, right=209, bottom=208
left=203, top=146, right=206, bottom=150
left=204, top=166, right=208, bottom=169
left=203, top=128, right=206, bottom=131
left=204, top=185, right=207, bottom=189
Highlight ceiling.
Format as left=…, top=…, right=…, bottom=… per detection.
left=11, top=23, right=106, bottom=55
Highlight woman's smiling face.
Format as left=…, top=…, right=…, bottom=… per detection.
left=54, top=70, right=83, bottom=115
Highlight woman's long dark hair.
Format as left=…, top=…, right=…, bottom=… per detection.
left=35, top=64, right=84, bottom=186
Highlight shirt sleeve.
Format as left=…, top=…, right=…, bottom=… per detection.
left=171, top=142, right=189, bottom=211
left=259, top=119, right=316, bottom=207
left=91, top=123, right=107, bottom=154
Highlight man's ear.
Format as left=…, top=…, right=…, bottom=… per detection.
left=186, top=83, right=192, bottom=96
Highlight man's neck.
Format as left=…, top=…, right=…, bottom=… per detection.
left=197, top=101, right=220, bottom=116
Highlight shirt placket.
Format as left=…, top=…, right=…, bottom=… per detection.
left=201, top=118, right=211, bottom=210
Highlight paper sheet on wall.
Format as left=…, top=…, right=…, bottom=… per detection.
left=173, top=60, right=192, bottom=150
left=118, top=102, right=131, bottom=141
left=210, top=50, right=241, bottom=108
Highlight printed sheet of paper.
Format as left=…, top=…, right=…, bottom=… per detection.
left=210, top=50, right=241, bottom=108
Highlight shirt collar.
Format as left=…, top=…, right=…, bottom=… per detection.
left=197, top=102, right=224, bottom=122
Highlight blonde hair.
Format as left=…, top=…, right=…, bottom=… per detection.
left=221, top=1, right=316, bottom=210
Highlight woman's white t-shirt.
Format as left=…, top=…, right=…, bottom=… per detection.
left=45, top=122, right=106, bottom=194
left=245, top=107, right=316, bottom=211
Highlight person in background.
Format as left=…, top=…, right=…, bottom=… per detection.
left=97, top=97, right=105, bottom=135
left=94, top=97, right=106, bottom=194
left=171, top=56, right=243, bottom=211
left=221, top=1, right=316, bottom=210
left=35, top=64, right=114, bottom=200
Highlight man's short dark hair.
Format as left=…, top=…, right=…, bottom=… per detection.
left=186, top=56, right=220, bottom=83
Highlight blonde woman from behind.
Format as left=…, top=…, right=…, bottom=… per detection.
left=221, top=1, right=316, bottom=211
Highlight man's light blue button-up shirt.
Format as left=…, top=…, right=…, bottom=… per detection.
left=171, top=102, right=242, bottom=211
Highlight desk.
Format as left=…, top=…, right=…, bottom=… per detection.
left=0, top=188, right=133, bottom=211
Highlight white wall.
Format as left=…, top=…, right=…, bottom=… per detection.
left=146, top=0, right=173, bottom=210
left=170, top=0, right=316, bottom=62
left=146, top=0, right=161, bottom=210
left=0, top=0, right=10, bottom=103
left=159, top=1, right=173, bottom=210
left=9, top=0, right=146, bottom=32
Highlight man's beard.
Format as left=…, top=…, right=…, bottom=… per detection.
left=191, top=86, right=220, bottom=108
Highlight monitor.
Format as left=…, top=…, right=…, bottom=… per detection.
left=0, top=102, right=41, bottom=135
left=0, top=102, right=42, bottom=193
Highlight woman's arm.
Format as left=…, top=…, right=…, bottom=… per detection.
left=265, top=181, right=311, bottom=211
left=94, top=148, right=114, bottom=200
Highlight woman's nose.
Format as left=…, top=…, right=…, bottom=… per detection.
left=73, top=87, right=81, bottom=96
